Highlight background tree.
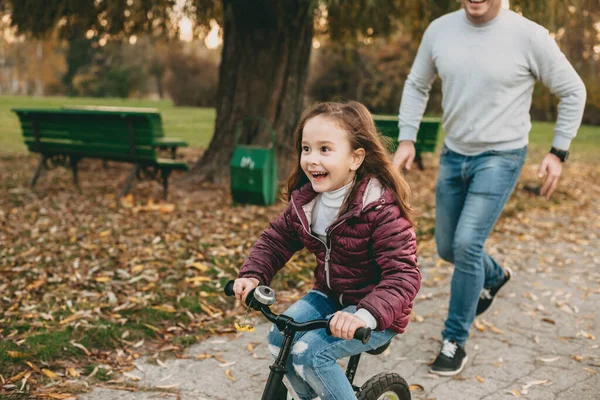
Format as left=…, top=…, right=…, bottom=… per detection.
left=1, top=0, right=410, bottom=181
left=2, top=0, right=598, bottom=179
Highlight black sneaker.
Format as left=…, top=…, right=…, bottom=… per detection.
left=476, top=266, right=513, bottom=316
left=429, top=340, right=468, bottom=376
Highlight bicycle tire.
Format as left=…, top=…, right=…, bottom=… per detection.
left=357, top=372, right=411, bottom=400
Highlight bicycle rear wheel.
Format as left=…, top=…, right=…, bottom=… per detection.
left=357, top=372, right=411, bottom=400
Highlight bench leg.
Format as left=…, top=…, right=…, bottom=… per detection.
left=30, top=154, right=47, bottom=188
left=161, top=169, right=172, bottom=200
left=70, top=157, right=81, bottom=191
left=119, top=164, right=140, bottom=199
left=170, top=147, right=176, bottom=160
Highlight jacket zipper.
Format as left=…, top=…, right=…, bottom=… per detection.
left=291, top=199, right=345, bottom=290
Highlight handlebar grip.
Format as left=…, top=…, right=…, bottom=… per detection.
left=354, top=327, right=371, bottom=345
left=224, top=280, right=235, bottom=297
left=326, top=323, right=371, bottom=344
left=223, top=280, right=258, bottom=309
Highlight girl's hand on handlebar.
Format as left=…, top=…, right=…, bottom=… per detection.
left=233, top=277, right=260, bottom=303
left=329, top=311, right=367, bottom=341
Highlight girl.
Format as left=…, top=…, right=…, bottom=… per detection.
left=233, top=101, right=420, bottom=400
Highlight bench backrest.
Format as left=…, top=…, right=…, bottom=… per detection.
left=374, top=115, right=441, bottom=153
left=13, top=108, right=163, bottom=162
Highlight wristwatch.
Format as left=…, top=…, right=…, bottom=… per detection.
left=550, top=147, right=569, bottom=162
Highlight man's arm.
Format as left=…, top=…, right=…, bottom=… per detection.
left=528, top=26, right=586, bottom=199
left=528, top=26, right=587, bottom=151
left=394, top=23, right=438, bottom=170
left=398, top=24, right=438, bottom=143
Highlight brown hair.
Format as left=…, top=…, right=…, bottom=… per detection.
left=285, top=101, right=412, bottom=221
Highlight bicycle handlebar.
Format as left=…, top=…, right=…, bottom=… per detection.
left=224, top=280, right=371, bottom=344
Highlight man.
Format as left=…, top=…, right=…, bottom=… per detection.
left=393, top=0, right=586, bottom=376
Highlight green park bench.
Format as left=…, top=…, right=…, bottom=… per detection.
left=373, top=115, right=441, bottom=170
left=12, top=106, right=189, bottom=199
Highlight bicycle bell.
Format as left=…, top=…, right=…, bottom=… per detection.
left=254, top=286, right=276, bottom=306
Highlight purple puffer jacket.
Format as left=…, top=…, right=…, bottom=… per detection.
left=239, top=177, right=420, bottom=333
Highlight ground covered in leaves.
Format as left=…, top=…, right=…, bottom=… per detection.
left=1, top=151, right=598, bottom=399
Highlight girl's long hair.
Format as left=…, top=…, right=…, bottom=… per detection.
left=285, top=101, right=412, bottom=221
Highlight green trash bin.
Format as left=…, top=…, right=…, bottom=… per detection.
left=230, top=117, right=279, bottom=206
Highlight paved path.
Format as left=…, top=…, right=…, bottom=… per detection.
left=81, top=210, right=600, bottom=400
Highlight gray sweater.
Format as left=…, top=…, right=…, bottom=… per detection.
left=398, top=9, right=586, bottom=155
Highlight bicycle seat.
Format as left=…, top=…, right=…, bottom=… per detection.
left=365, top=339, right=392, bottom=355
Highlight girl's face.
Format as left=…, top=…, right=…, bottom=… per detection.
left=300, top=115, right=365, bottom=193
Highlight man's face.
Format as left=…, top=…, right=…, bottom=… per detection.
left=461, top=0, right=503, bottom=24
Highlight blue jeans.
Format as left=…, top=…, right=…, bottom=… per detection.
left=267, top=290, right=396, bottom=400
left=436, top=144, right=527, bottom=346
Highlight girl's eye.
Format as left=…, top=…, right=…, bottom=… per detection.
left=302, top=146, right=310, bottom=152
left=320, top=146, right=330, bottom=153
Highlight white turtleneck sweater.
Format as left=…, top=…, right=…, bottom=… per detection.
left=310, top=181, right=378, bottom=330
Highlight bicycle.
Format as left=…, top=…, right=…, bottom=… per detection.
left=224, top=280, right=411, bottom=400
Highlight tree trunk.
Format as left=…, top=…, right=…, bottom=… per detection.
left=190, top=0, right=315, bottom=183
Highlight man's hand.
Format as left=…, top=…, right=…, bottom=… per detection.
left=392, top=141, right=416, bottom=171
left=329, top=311, right=367, bottom=340
left=538, top=153, right=563, bottom=200
left=232, top=277, right=260, bottom=303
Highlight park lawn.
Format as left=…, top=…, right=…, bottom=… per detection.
left=0, top=96, right=215, bottom=154
left=1, top=95, right=599, bottom=162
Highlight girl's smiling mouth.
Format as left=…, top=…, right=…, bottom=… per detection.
left=310, top=171, right=329, bottom=180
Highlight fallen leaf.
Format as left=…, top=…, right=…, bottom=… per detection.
left=156, top=383, right=181, bottom=389
left=189, top=262, right=209, bottom=272
left=409, top=384, right=424, bottom=391
left=59, top=314, right=82, bottom=325
left=41, top=368, right=59, bottom=379
left=8, top=371, right=28, bottom=383
left=7, top=350, right=28, bottom=359
left=214, top=354, right=227, bottom=363
left=219, top=361, right=236, bottom=368
left=156, top=359, right=168, bottom=368
left=476, top=376, right=485, bottom=383
left=71, top=341, right=91, bottom=356
left=522, top=379, right=549, bottom=389
left=504, top=389, right=521, bottom=397
left=152, top=305, right=177, bottom=313
left=185, top=276, right=211, bottom=284
left=576, top=330, right=596, bottom=340
left=538, top=356, right=560, bottom=363
left=225, top=369, right=236, bottom=382
left=26, top=361, right=42, bottom=373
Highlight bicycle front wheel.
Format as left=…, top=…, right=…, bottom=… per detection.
left=357, top=372, right=411, bottom=400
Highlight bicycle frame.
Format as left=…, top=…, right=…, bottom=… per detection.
left=224, top=281, right=371, bottom=400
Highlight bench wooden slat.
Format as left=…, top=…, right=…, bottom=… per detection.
left=24, top=140, right=158, bottom=160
